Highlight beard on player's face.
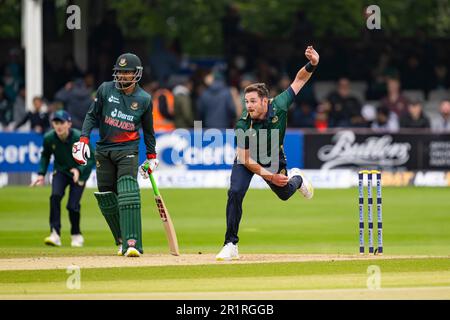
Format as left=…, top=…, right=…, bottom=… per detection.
left=115, top=71, right=135, bottom=89
left=246, top=96, right=268, bottom=119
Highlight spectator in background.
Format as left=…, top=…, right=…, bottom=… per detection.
left=429, top=64, right=449, bottom=91
left=371, top=106, right=399, bottom=133
left=280, top=74, right=315, bottom=128
left=400, top=100, right=430, bottom=129
left=366, top=51, right=394, bottom=100
left=314, top=103, right=329, bottom=132
left=326, top=77, right=365, bottom=127
left=2, top=65, right=21, bottom=102
left=2, top=48, right=23, bottom=102
left=431, top=99, right=450, bottom=132
left=197, top=71, right=237, bottom=128
left=57, top=56, right=82, bottom=89
left=255, top=59, right=279, bottom=88
left=0, top=84, right=12, bottom=128
left=401, top=54, right=425, bottom=90
left=239, top=73, right=256, bottom=99
left=14, top=96, right=50, bottom=133
left=12, top=85, right=26, bottom=129
left=288, top=72, right=317, bottom=128
left=173, top=78, right=194, bottom=128
left=380, top=76, right=409, bottom=116
left=4, top=48, right=23, bottom=83
left=54, top=73, right=95, bottom=130
left=152, top=84, right=176, bottom=131
left=149, top=36, right=180, bottom=85
left=291, top=102, right=316, bottom=128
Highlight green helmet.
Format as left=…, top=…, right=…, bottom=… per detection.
left=112, top=53, right=143, bottom=90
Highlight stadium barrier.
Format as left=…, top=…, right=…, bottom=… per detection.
left=1, top=130, right=449, bottom=188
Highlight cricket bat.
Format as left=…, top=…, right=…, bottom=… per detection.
left=149, top=173, right=180, bottom=256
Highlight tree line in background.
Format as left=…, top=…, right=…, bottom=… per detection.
left=0, top=0, right=450, bottom=55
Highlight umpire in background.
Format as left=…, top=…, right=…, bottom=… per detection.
left=31, top=110, right=95, bottom=247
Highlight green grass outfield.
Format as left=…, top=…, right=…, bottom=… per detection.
left=0, top=186, right=449, bottom=299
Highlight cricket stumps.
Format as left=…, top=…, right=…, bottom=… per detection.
left=358, top=170, right=383, bottom=255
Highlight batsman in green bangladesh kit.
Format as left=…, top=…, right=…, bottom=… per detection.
left=72, top=53, right=159, bottom=257
left=216, top=46, right=319, bottom=261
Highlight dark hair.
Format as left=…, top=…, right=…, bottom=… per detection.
left=377, top=106, right=390, bottom=117
left=409, top=99, right=423, bottom=107
left=244, top=83, right=269, bottom=98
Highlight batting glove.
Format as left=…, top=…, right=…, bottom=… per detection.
left=139, top=154, right=159, bottom=179
left=72, top=137, right=90, bottom=166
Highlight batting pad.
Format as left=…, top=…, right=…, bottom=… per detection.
left=94, top=191, right=122, bottom=245
left=117, top=176, right=143, bottom=253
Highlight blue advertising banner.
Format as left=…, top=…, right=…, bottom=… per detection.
left=0, top=132, right=44, bottom=172
left=0, top=130, right=304, bottom=172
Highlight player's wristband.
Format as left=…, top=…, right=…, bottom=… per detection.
left=147, top=153, right=157, bottom=159
left=305, top=62, right=317, bottom=73
left=79, top=136, right=89, bottom=144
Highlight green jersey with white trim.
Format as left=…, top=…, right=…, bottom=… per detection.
left=235, top=87, right=295, bottom=164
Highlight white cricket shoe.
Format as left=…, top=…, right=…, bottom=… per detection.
left=216, top=243, right=239, bottom=261
left=117, top=244, right=123, bottom=256
left=71, top=234, right=84, bottom=247
left=44, top=229, right=61, bottom=247
left=289, top=168, right=314, bottom=199
left=125, top=247, right=140, bottom=257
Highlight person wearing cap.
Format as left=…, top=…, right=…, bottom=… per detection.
left=72, top=53, right=158, bottom=257
left=31, top=110, right=95, bottom=247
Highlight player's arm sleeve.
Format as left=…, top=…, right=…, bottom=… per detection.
left=142, top=98, right=157, bottom=157
left=273, top=87, right=295, bottom=112
left=37, top=136, right=51, bottom=176
left=80, top=84, right=104, bottom=141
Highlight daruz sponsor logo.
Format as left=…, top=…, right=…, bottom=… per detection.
left=318, top=130, right=411, bottom=169
left=110, top=108, right=134, bottom=121
left=108, top=95, right=120, bottom=104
